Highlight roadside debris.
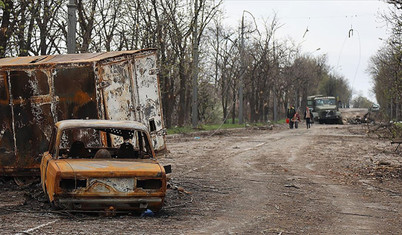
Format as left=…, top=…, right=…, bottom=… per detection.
left=284, top=184, right=300, bottom=189
left=141, top=209, right=155, bottom=217
left=346, top=112, right=373, bottom=124
left=391, top=138, right=402, bottom=151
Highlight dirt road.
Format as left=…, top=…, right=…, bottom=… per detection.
left=1, top=124, right=401, bottom=234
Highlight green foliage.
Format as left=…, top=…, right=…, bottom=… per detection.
left=318, top=74, right=352, bottom=106
left=369, top=0, right=402, bottom=121
left=167, top=126, right=195, bottom=135
left=391, top=122, right=402, bottom=138
left=167, top=121, right=275, bottom=134
left=275, top=119, right=288, bottom=124
left=198, top=80, right=221, bottom=124
left=0, top=1, right=5, bottom=9
left=167, top=123, right=244, bottom=134
left=201, top=123, right=247, bottom=130
left=351, top=95, right=374, bottom=108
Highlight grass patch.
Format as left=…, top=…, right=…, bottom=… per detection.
left=167, top=123, right=245, bottom=134
left=166, top=126, right=195, bottom=135
left=276, top=119, right=287, bottom=124
left=167, top=120, right=286, bottom=135
left=392, top=122, right=402, bottom=138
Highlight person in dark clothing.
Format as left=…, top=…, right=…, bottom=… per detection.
left=304, top=107, right=313, bottom=129
left=287, top=106, right=296, bottom=129
left=292, top=110, right=301, bottom=129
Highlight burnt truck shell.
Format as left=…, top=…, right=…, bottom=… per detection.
left=0, top=49, right=166, bottom=176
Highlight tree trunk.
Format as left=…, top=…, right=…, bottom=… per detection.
left=232, top=91, right=236, bottom=124
left=177, top=59, right=187, bottom=126
left=77, top=0, right=97, bottom=52
left=191, top=0, right=199, bottom=128
left=0, top=0, right=12, bottom=58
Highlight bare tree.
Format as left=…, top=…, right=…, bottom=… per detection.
left=207, top=20, right=238, bottom=123
left=190, top=0, right=222, bottom=127
left=92, top=0, right=123, bottom=51
left=34, top=0, right=64, bottom=55
left=0, top=0, right=13, bottom=57
left=76, top=0, right=97, bottom=52
left=369, top=0, right=401, bottom=120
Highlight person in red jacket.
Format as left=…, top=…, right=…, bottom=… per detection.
left=291, top=110, right=301, bottom=129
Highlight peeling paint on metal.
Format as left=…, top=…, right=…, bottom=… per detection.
left=41, top=120, right=167, bottom=211
left=0, top=49, right=166, bottom=176
left=133, top=53, right=166, bottom=152
left=89, top=178, right=135, bottom=193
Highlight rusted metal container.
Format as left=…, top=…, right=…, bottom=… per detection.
left=0, top=49, right=166, bottom=176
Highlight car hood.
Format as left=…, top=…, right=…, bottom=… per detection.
left=315, top=105, right=337, bottom=111
left=53, top=159, right=163, bottom=178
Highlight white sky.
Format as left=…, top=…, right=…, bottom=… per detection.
left=222, top=0, right=391, bottom=102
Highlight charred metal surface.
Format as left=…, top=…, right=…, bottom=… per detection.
left=0, top=49, right=166, bottom=176
left=40, top=120, right=167, bottom=212
left=133, top=53, right=165, bottom=152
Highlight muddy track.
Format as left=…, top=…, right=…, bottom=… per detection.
left=0, top=124, right=401, bottom=234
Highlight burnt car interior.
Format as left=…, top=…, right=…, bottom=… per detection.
left=56, top=128, right=153, bottom=160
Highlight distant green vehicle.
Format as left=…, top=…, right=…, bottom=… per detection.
left=307, top=95, right=342, bottom=124
left=369, top=104, right=380, bottom=112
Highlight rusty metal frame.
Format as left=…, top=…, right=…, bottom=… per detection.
left=40, top=119, right=166, bottom=212
left=0, top=49, right=166, bottom=176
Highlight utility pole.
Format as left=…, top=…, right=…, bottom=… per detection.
left=238, top=14, right=244, bottom=125
left=67, top=0, right=77, bottom=54
left=191, top=0, right=199, bottom=128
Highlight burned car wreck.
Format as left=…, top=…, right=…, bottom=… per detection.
left=0, top=49, right=166, bottom=177
left=40, top=120, right=168, bottom=212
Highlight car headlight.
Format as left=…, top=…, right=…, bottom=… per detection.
left=59, top=178, right=87, bottom=191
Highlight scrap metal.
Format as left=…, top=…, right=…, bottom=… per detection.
left=0, top=49, right=166, bottom=176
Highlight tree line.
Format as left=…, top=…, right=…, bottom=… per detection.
left=0, top=0, right=353, bottom=128
left=369, top=0, right=402, bottom=121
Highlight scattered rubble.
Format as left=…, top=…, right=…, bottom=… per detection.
left=0, top=124, right=401, bottom=234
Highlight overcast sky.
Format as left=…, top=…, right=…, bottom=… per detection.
left=222, top=0, right=391, bottom=102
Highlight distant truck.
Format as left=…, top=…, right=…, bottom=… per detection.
left=307, top=95, right=342, bottom=124
left=0, top=49, right=166, bottom=178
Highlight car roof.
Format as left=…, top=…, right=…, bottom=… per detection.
left=55, top=119, right=148, bottom=132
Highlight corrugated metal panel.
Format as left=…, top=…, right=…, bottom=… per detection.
left=0, top=49, right=155, bottom=67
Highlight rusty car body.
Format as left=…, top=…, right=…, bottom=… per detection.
left=40, top=119, right=167, bottom=212
left=0, top=49, right=166, bottom=176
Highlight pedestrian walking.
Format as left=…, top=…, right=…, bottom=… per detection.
left=287, top=106, right=296, bottom=129
left=292, top=110, right=301, bottom=129
left=304, top=107, right=313, bottom=129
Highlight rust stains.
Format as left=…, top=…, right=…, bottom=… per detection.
left=40, top=120, right=167, bottom=212
left=0, top=49, right=166, bottom=177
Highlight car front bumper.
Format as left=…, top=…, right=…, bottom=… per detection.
left=55, top=197, right=164, bottom=211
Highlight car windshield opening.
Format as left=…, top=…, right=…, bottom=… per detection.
left=315, top=98, right=336, bottom=106
left=57, top=127, right=152, bottom=159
